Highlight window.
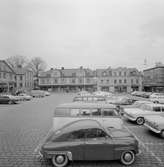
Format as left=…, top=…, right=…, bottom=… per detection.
left=124, top=72, right=126, bottom=76
left=19, top=83, right=22, bottom=87
left=131, top=79, right=133, bottom=84
left=72, top=79, right=76, bottom=83
left=153, top=107, right=161, bottom=112
left=103, top=108, right=117, bottom=116
left=72, top=73, right=76, bottom=77
left=119, top=79, right=122, bottom=84
left=101, top=80, right=103, bottom=83
left=114, top=79, right=117, bottom=84
left=81, top=109, right=91, bottom=116
left=70, top=109, right=80, bottom=116
left=124, top=79, right=127, bottom=83
left=136, top=79, right=139, bottom=84
left=86, top=128, right=107, bottom=139
left=3, top=73, right=6, bottom=79
left=106, top=79, right=109, bottom=83
left=54, top=108, right=70, bottom=116
left=87, top=78, right=90, bottom=83
left=74, top=97, right=81, bottom=101
left=91, top=108, right=101, bottom=116
left=20, top=75, right=23, bottom=81
left=119, top=71, right=121, bottom=76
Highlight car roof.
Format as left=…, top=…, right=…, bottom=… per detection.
left=57, top=119, right=102, bottom=132
left=56, top=102, right=116, bottom=108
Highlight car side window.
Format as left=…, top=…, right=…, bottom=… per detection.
left=70, top=108, right=80, bottom=116
left=86, top=128, right=107, bottom=139
left=81, top=108, right=91, bottom=116
left=153, top=107, right=161, bottom=112
left=162, top=107, right=164, bottom=112
left=103, top=108, right=117, bottom=116
left=91, top=108, right=101, bottom=116
left=68, top=129, right=85, bottom=140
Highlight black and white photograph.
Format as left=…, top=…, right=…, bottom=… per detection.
left=0, top=0, right=164, bottom=167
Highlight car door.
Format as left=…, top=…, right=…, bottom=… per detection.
left=84, top=128, right=114, bottom=160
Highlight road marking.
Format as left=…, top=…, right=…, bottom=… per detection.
left=124, top=126, right=163, bottom=165
left=33, top=127, right=53, bottom=155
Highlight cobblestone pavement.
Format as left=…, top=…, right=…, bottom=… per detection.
left=0, top=93, right=164, bottom=167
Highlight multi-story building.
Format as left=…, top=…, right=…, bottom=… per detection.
left=39, top=66, right=142, bottom=93
left=39, top=67, right=97, bottom=92
left=143, top=66, right=164, bottom=92
left=96, top=67, right=143, bottom=93
left=0, top=60, right=16, bottom=93
left=14, top=65, right=34, bottom=91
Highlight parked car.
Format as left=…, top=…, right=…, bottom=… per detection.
left=131, top=91, right=151, bottom=98
left=123, top=103, right=164, bottom=125
left=149, top=93, right=164, bottom=104
left=107, top=96, right=135, bottom=105
left=144, top=115, right=164, bottom=138
left=43, top=91, right=51, bottom=96
left=73, top=95, right=106, bottom=102
left=30, top=90, right=45, bottom=98
left=39, top=119, right=140, bottom=167
left=53, top=102, right=123, bottom=131
left=93, top=91, right=113, bottom=97
left=17, top=93, right=32, bottom=101
left=0, top=95, right=18, bottom=104
left=77, top=91, right=91, bottom=96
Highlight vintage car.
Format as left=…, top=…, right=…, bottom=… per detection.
left=39, top=119, right=140, bottom=167
left=93, top=91, right=113, bottom=97
left=0, top=95, right=18, bottom=104
left=17, top=93, right=33, bottom=101
left=77, top=91, right=91, bottom=96
left=73, top=95, right=106, bottom=102
left=144, top=115, right=164, bottom=138
left=107, top=96, right=135, bottom=105
left=30, top=90, right=45, bottom=98
left=124, top=103, right=164, bottom=125
left=149, top=93, right=164, bottom=104
left=53, top=102, right=123, bottom=131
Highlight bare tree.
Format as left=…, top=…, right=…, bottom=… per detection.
left=6, top=55, right=28, bottom=68
left=28, top=57, right=47, bottom=88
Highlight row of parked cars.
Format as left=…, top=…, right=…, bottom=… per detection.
left=0, top=90, right=50, bottom=105
left=39, top=91, right=141, bottom=167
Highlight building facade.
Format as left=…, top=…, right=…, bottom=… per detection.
left=39, top=67, right=142, bottom=93
left=96, top=67, right=143, bottom=93
left=14, top=66, right=34, bottom=91
left=143, top=66, right=164, bottom=92
left=39, top=67, right=97, bottom=92
left=0, top=60, right=16, bottom=93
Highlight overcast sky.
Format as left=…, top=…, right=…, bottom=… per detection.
left=1, top=0, right=164, bottom=70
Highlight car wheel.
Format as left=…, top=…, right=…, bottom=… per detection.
left=8, top=100, right=12, bottom=105
left=136, top=117, right=145, bottom=125
left=52, top=154, right=68, bottom=167
left=160, top=130, right=164, bottom=138
left=120, top=150, right=135, bottom=165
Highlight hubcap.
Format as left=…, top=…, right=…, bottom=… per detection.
left=137, top=118, right=143, bottom=125
left=56, top=155, right=64, bottom=164
left=124, top=153, right=133, bottom=162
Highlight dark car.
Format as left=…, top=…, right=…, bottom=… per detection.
left=0, top=95, right=18, bottom=104
left=40, top=119, right=140, bottom=167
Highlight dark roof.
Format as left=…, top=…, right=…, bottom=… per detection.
left=0, top=60, right=15, bottom=73
left=144, top=66, right=164, bottom=72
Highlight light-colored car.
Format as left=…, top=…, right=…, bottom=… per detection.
left=30, top=90, right=45, bottom=98
left=18, top=93, right=32, bottom=101
left=150, top=94, right=164, bottom=104
left=77, top=91, right=91, bottom=96
left=144, top=115, right=164, bottom=138
left=43, top=91, right=51, bottom=96
left=123, top=103, right=164, bottom=125
left=107, top=96, right=135, bottom=105
left=93, top=91, right=113, bottom=97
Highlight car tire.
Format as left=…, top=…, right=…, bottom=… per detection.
left=8, top=100, right=12, bottom=105
left=136, top=117, right=145, bottom=125
left=52, top=154, right=68, bottom=167
left=160, top=130, right=164, bottom=138
left=120, top=150, right=135, bottom=165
